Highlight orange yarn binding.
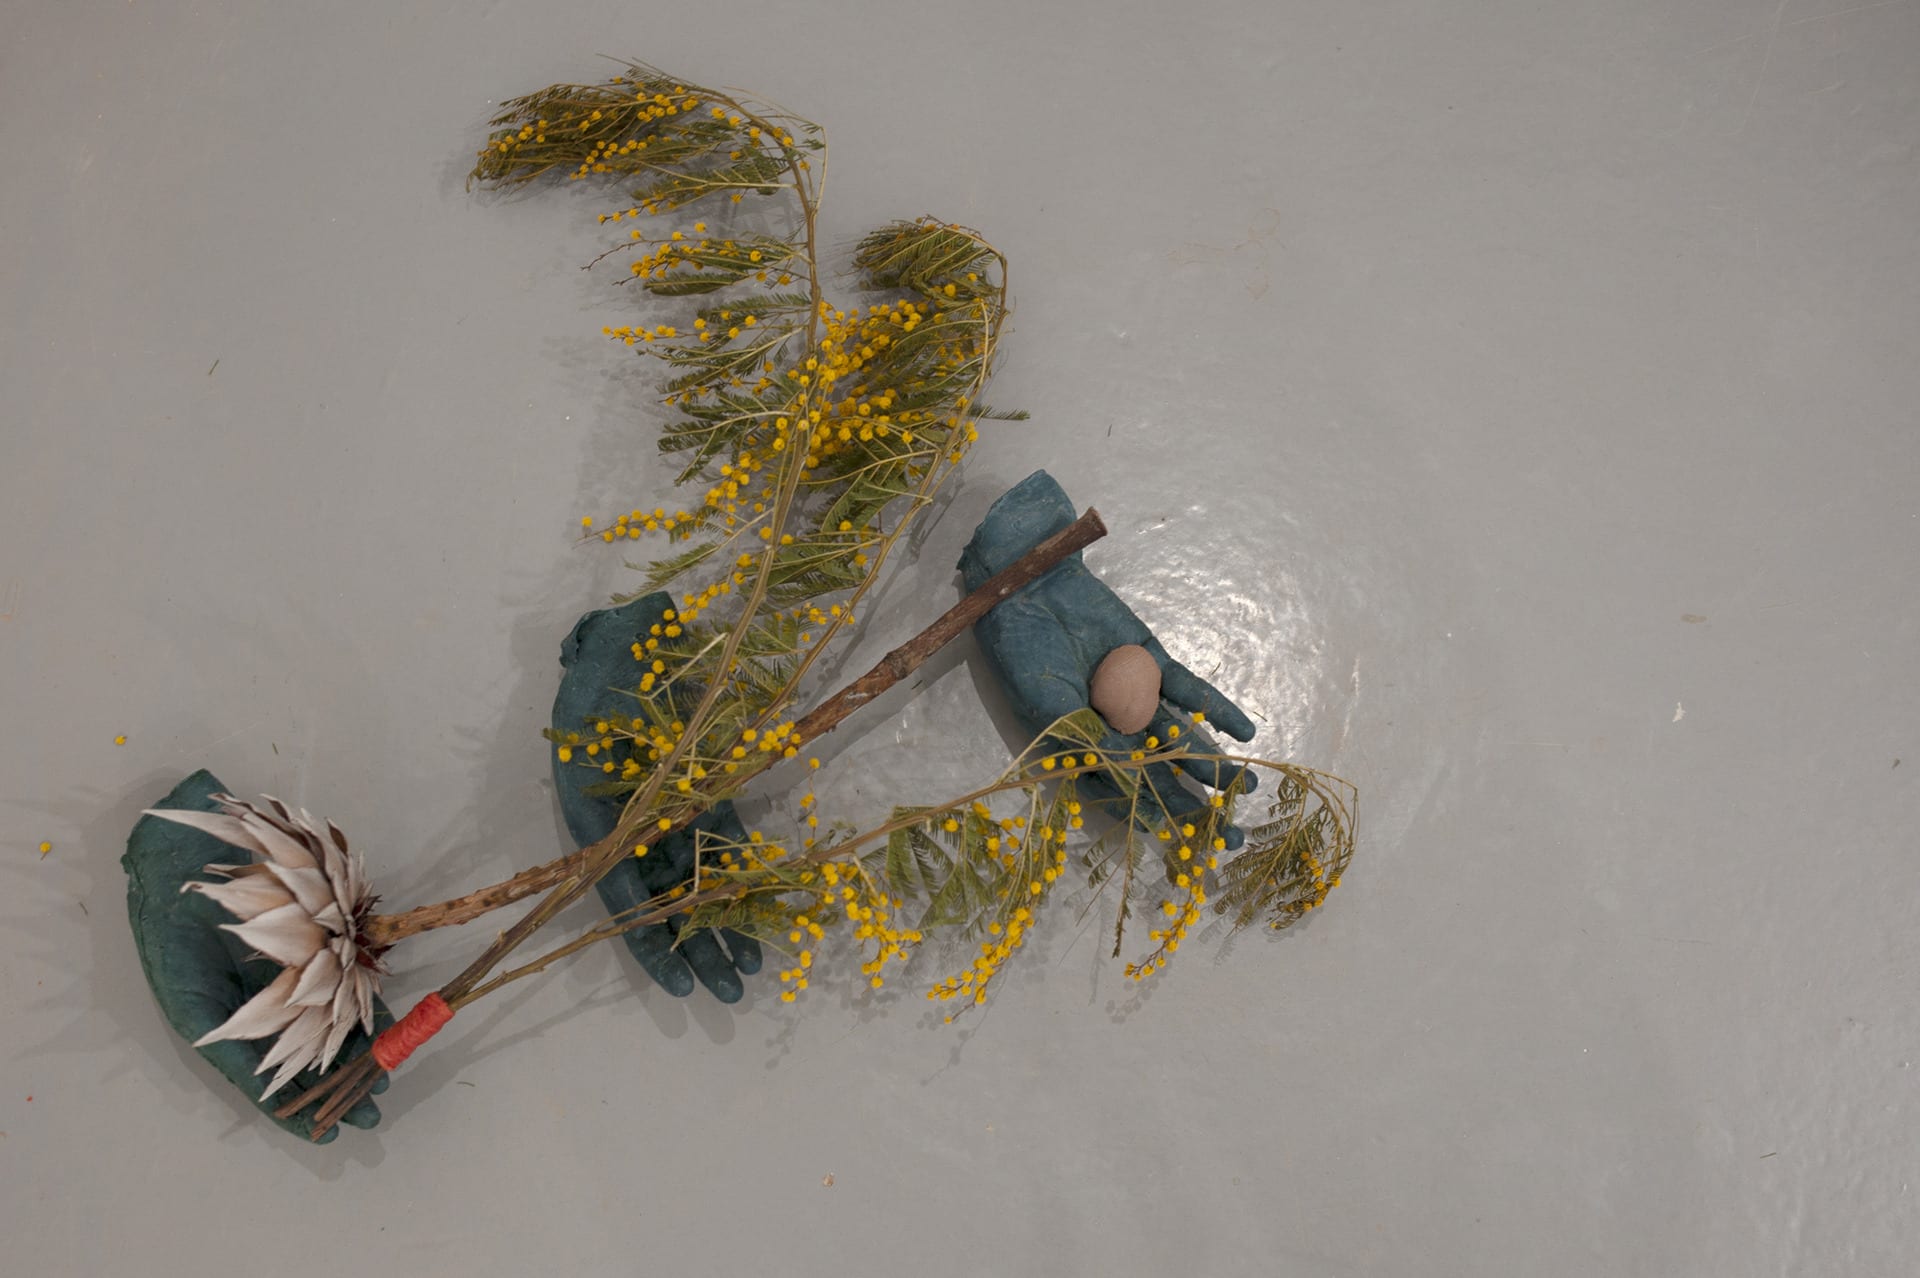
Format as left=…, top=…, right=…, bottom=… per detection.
left=371, top=993, right=453, bottom=1071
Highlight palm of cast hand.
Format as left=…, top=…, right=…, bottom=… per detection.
left=959, top=470, right=1260, bottom=848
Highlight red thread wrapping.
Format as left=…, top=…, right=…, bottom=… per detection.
left=371, top=993, right=453, bottom=1071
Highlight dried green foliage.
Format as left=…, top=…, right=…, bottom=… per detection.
left=1216, top=770, right=1357, bottom=931
left=470, top=66, right=821, bottom=195
left=458, top=62, right=1350, bottom=1015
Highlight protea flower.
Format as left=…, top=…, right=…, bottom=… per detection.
left=146, top=794, right=386, bottom=1098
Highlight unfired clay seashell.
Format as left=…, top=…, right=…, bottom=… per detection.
left=1090, top=644, right=1162, bottom=734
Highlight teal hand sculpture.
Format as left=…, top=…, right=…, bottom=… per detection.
left=552, top=593, right=764, bottom=1002
left=959, top=470, right=1260, bottom=848
left=122, top=770, right=389, bottom=1142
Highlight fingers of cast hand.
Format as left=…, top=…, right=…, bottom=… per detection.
left=1146, top=709, right=1258, bottom=797
left=1147, top=644, right=1257, bottom=742
left=624, top=921, right=697, bottom=998
left=672, top=917, right=744, bottom=1004
left=721, top=928, right=763, bottom=976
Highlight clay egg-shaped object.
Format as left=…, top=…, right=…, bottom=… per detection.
left=1089, top=644, right=1162, bottom=734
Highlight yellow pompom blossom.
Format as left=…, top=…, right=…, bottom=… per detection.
left=1124, top=838, right=1208, bottom=982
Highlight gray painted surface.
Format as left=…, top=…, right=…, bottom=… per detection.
left=3, top=2, right=1916, bottom=1273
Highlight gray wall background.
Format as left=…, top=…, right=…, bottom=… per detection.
left=3, top=2, right=1916, bottom=1274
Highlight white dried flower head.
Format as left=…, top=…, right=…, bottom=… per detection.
left=145, top=794, right=386, bottom=1099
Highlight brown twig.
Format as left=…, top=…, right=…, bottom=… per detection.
left=788, top=507, right=1100, bottom=738
left=364, top=852, right=584, bottom=946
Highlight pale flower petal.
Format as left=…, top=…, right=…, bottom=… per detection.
left=339, top=966, right=376, bottom=1036
left=259, top=1057, right=308, bottom=1102
left=236, top=810, right=318, bottom=871
left=193, top=965, right=304, bottom=1046
left=257, top=795, right=298, bottom=826
left=331, top=972, right=357, bottom=1026
left=256, top=1005, right=332, bottom=1099
left=257, top=1003, right=329, bottom=1073
left=318, top=1004, right=358, bottom=1074
left=320, top=843, right=355, bottom=915
left=181, top=874, right=294, bottom=919
left=287, top=947, right=342, bottom=1007
left=222, top=901, right=325, bottom=968
left=142, top=808, right=271, bottom=859
left=262, top=863, right=334, bottom=918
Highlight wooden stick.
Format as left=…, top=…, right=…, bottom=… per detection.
left=363, top=854, right=581, bottom=947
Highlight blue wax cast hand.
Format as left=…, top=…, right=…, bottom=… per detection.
left=959, top=470, right=1261, bottom=849
left=123, top=769, right=390, bottom=1142
left=551, top=592, right=763, bottom=1002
